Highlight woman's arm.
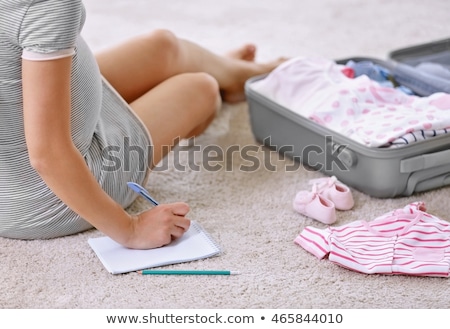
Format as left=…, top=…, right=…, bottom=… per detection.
left=22, top=56, right=190, bottom=249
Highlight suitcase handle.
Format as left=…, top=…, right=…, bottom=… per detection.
left=404, top=166, right=450, bottom=196
left=400, top=149, right=450, bottom=173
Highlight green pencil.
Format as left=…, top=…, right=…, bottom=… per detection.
left=138, top=270, right=240, bottom=275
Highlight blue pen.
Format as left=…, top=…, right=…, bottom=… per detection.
left=127, top=182, right=159, bottom=206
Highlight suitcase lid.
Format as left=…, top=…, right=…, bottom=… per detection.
left=389, top=38, right=450, bottom=67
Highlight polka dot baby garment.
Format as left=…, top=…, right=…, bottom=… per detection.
left=251, top=57, right=450, bottom=148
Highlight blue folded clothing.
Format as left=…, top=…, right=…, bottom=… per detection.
left=346, top=60, right=414, bottom=95
left=346, top=59, right=450, bottom=97
left=392, top=62, right=450, bottom=96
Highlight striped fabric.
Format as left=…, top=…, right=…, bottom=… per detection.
left=0, top=0, right=151, bottom=239
left=295, top=202, right=450, bottom=277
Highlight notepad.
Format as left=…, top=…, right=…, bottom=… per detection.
left=88, top=221, right=222, bottom=274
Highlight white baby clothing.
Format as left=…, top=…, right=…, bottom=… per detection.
left=251, top=57, right=450, bottom=148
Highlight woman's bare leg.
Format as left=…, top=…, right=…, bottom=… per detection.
left=129, top=72, right=220, bottom=167
left=95, top=29, right=285, bottom=166
left=95, top=29, right=285, bottom=103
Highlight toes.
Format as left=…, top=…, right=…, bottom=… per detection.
left=226, top=44, right=257, bottom=61
left=241, top=44, right=256, bottom=61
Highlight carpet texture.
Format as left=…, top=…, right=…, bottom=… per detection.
left=2, top=0, right=450, bottom=309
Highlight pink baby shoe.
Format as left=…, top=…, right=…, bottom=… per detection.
left=309, top=176, right=354, bottom=211
left=293, top=184, right=336, bottom=224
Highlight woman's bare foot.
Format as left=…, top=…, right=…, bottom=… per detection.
left=226, top=44, right=257, bottom=62
left=220, top=45, right=287, bottom=103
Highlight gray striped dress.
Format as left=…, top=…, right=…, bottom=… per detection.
left=0, top=0, right=152, bottom=239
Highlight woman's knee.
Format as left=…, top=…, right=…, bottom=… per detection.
left=142, top=29, right=180, bottom=61
left=188, top=72, right=221, bottom=115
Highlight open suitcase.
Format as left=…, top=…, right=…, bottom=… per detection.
left=245, top=38, right=450, bottom=198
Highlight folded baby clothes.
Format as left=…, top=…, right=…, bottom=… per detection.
left=251, top=57, right=450, bottom=148
left=393, top=62, right=450, bottom=96
left=345, top=60, right=414, bottom=95
left=294, top=202, right=450, bottom=277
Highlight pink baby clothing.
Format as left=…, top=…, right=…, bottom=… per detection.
left=251, top=57, right=450, bottom=148
left=294, top=202, right=450, bottom=277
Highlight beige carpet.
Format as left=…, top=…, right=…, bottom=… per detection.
left=2, top=0, right=450, bottom=309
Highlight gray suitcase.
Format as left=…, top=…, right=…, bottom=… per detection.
left=245, top=39, right=450, bottom=198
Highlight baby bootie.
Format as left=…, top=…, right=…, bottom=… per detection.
left=293, top=184, right=336, bottom=225
left=310, top=176, right=354, bottom=211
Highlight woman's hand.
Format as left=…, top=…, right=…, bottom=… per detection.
left=124, top=202, right=191, bottom=249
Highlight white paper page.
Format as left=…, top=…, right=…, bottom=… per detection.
left=88, top=221, right=221, bottom=274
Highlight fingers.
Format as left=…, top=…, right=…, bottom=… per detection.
left=170, top=223, right=189, bottom=240
left=129, top=202, right=192, bottom=249
left=151, top=202, right=191, bottom=235
left=174, top=215, right=190, bottom=231
left=166, top=202, right=191, bottom=232
left=170, top=202, right=190, bottom=217
left=171, top=209, right=191, bottom=239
